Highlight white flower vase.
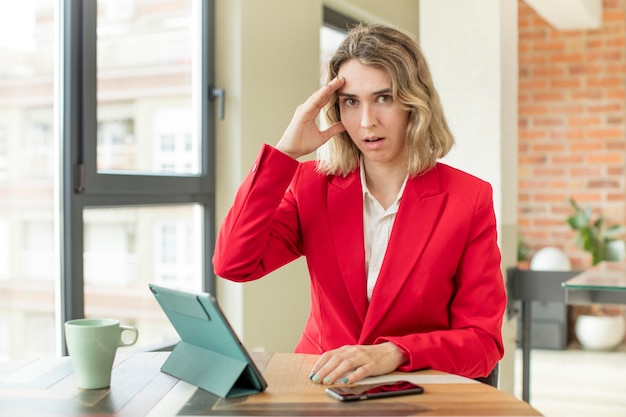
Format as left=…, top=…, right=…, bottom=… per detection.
left=575, top=314, right=626, bottom=350
left=529, top=247, right=572, bottom=271
left=604, top=239, right=626, bottom=262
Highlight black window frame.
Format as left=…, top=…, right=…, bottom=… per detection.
left=323, top=6, right=360, bottom=32
left=58, top=0, right=216, bottom=352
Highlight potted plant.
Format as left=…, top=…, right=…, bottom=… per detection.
left=517, top=233, right=531, bottom=269
left=565, top=197, right=626, bottom=265
left=565, top=197, right=626, bottom=350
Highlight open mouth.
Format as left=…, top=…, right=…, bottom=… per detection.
left=364, top=137, right=383, bottom=142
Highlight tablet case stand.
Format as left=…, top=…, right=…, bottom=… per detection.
left=150, top=284, right=266, bottom=399
left=161, top=340, right=261, bottom=398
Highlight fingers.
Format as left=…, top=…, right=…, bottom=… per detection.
left=309, top=345, right=373, bottom=385
left=310, top=348, right=358, bottom=385
left=320, top=121, right=346, bottom=142
left=309, top=343, right=407, bottom=385
left=275, top=77, right=345, bottom=159
left=341, top=365, right=369, bottom=385
left=316, top=76, right=345, bottom=106
left=300, top=76, right=345, bottom=120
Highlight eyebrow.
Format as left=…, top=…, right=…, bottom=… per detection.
left=338, top=88, right=392, bottom=98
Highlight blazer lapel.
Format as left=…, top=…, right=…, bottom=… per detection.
left=360, top=167, right=447, bottom=341
left=327, top=171, right=369, bottom=323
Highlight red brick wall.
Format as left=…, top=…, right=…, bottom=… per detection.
left=518, top=0, right=626, bottom=269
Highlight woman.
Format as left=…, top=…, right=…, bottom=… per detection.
left=213, top=24, right=505, bottom=385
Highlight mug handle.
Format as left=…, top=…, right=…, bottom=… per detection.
left=118, top=325, right=139, bottom=347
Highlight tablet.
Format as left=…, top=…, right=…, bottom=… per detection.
left=149, top=283, right=268, bottom=398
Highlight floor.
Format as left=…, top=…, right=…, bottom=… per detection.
left=513, top=344, right=626, bottom=417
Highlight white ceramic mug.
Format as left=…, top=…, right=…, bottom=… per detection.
left=65, top=318, right=138, bottom=389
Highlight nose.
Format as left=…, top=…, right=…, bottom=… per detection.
left=360, top=104, right=377, bottom=128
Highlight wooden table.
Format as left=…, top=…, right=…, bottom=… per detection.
left=0, top=351, right=541, bottom=416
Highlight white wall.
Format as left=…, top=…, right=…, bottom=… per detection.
left=419, top=0, right=518, bottom=394
left=214, top=0, right=420, bottom=353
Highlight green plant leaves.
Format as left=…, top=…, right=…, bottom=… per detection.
left=566, top=197, right=625, bottom=265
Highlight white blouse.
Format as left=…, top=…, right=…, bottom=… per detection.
left=360, top=161, right=408, bottom=300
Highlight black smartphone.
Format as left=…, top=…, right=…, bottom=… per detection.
left=325, top=380, right=424, bottom=402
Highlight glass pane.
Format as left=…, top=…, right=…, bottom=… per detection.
left=0, top=0, right=56, bottom=361
left=83, top=205, right=202, bottom=350
left=563, top=261, right=626, bottom=291
left=96, top=0, right=200, bottom=175
left=320, top=25, right=348, bottom=84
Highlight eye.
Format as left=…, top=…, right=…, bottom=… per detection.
left=342, top=97, right=358, bottom=107
left=377, top=94, right=392, bottom=104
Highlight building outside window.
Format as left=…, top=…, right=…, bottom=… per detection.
left=0, top=0, right=213, bottom=361
left=0, top=0, right=57, bottom=361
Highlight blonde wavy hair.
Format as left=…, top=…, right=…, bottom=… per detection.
left=316, top=24, right=455, bottom=177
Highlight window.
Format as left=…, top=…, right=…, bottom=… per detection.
left=1, top=0, right=216, bottom=360
left=0, top=319, right=8, bottom=361
left=24, top=108, right=54, bottom=179
left=26, top=314, right=55, bottom=357
left=62, top=0, right=216, bottom=354
left=0, top=125, right=8, bottom=179
left=96, top=0, right=199, bottom=175
left=152, top=108, right=196, bottom=173
left=320, top=7, right=359, bottom=83
left=21, top=219, right=55, bottom=281
left=97, top=115, right=135, bottom=171
left=0, top=218, right=8, bottom=280
left=0, top=0, right=56, bottom=360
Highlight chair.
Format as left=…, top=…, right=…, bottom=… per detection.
left=507, top=267, right=581, bottom=402
left=474, top=362, right=499, bottom=388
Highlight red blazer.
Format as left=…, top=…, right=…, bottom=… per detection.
left=213, top=144, right=505, bottom=379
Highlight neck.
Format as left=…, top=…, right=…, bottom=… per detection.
left=363, top=160, right=407, bottom=209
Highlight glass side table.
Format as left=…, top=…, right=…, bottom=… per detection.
left=563, top=261, right=626, bottom=305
